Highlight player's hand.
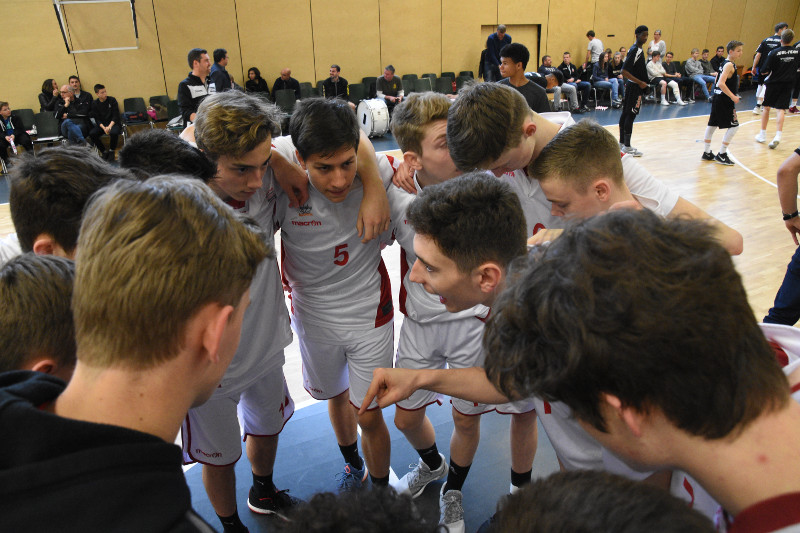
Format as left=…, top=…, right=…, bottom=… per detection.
left=638, top=81, right=648, bottom=89
left=527, top=228, right=563, bottom=247
left=359, top=368, right=419, bottom=414
left=731, top=94, right=740, bottom=104
left=357, top=183, right=391, bottom=243
left=608, top=199, right=644, bottom=212
left=392, top=161, right=416, bottom=194
left=785, top=217, right=800, bottom=245
left=272, top=153, right=310, bottom=208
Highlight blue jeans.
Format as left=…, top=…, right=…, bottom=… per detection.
left=60, top=119, right=88, bottom=144
left=593, top=80, right=618, bottom=101
left=567, top=81, right=592, bottom=106
left=764, top=246, right=800, bottom=325
left=691, top=74, right=715, bottom=99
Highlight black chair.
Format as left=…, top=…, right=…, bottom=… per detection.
left=441, top=71, right=456, bottom=80
left=149, top=95, right=170, bottom=125
left=316, top=80, right=325, bottom=96
left=348, top=83, right=367, bottom=105
left=12, top=108, right=35, bottom=132
left=299, top=82, right=314, bottom=99
left=421, top=73, right=437, bottom=81
left=362, top=77, right=377, bottom=99
left=402, top=78, right=415, bottom=95
left=165, top=100, right=184, bottom=132
left=414, top=78, right=433, bottom=93
left=122, top=97, right=153, bottom=141
left=402, top=73, right=418, bottom=82
left=274, top=89, right=297, bottom=115
left=455, top=75, right=472, bottom=91
left=32, top=112, right=65, bottom=153
left=435, top=77, right=454, bottom=95
left=459, top=70, right=474, bottom=78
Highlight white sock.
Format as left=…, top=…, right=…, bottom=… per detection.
left=720, top=145, right=728, bottom=154
left=704, top=126, right=717, bottom=150
left=760, top=129, right=767, bottom=136
left=775, top=131, right=782, bottom=141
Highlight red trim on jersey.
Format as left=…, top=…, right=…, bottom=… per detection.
left=280, top=240, right=295, bottom=315
left=399, top=247, right=409, bottom=316
left=729, top=492, right=800, bottom=533
left=543, top=401, right=552, bottom=414
left=475, top=308, right=492, bottom=323
left=683, top=477, right=696, bottom=507
left=375, top=258, right=394, bottom=327
left=768, top=340, right=790, bottom=368
left=385, top=154, right=397, bottom=170
left=619, top=151, right=625, bottom=158
left=532, top=223, right=546, bottom=236
left=791, top=382, right=800, bottom=394
left=395, top=398, right=444, bottom=411
left=225, top=198, right=246, bottom=210
left=450, top=400, right=496, bottom=416
left=495, top=405, right=536, bottom=415
left=181, top=414, right=242, bottom=467
left=242, top=412, right=294, bottom=439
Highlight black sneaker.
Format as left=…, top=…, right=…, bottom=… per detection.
left=247, top=486, right=303, bottom=519
left=701, top=151, right=715, bottom=161
left=714, top=153, right=734, bottom=166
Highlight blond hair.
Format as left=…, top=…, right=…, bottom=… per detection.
left=73, top=175, right=271, bottom=369
left=530, top=119, right=623, bottom=190
left=391, top=92, right=452, bottom=154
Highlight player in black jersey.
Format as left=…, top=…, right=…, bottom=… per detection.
left=702, top=40, right=743, bottom=166
left=756, top=29, right=800, bottom=149
left=753, top=22, right=789, bottom=114
left=619, top=25, right=649, bottom=157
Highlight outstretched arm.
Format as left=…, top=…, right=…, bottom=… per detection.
left=356, top=130, right=391, bottom=242
left=270, top=150, right=309, bottom=207
left=667, top=197, right=743, bottom=255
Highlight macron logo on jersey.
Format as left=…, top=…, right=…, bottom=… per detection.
left=292, top=203, right=322, bottom=226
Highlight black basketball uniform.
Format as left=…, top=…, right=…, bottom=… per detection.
left=708, top=59, right=739, bottom=129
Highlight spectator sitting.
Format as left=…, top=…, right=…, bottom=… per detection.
left=376, top=64, right=404, bottom=113
left=485, top=24, right=512, bottom=81
left=557, top=52, right=591, bottom=109
left=498, top=43, right=550, bottom=113
left=0, top=102, right=34, bottom=165
left=273, top=68, right=301, bottom=100
left=591, top=52, right=621, bottom=107
left=322, top=64, right=349, bottom=101
left=608, top=51, right=626, bottom=100
left=54, top=85, right=91, bottom=145
left=647, top=50, right=686, bottom=105
left=619, top=46, right=628, bottom=63
left=538, top=54, right=581, bottom=112
left=245, top=67, right=270, bottom=98
left=710, top=45, right=726, bottom=73
left=38, top=79, right=60, bottom=112
left=685, top=48, right=715, bottom=102
left=89, top=84, right=121, bottom=162
left=663, top=52, right=694, bottom=103
left=700, top=49, right=716, bottom=79
left=648, top=29, right=667, bottom=60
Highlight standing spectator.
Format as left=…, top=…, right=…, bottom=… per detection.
left=210, top=48, right=234, bottom=93
left=322, top=64, right=349, bottom=101
left=557, top=52, right=591, bottom=109
left=54, top=85, right=91, bottom=145
left=273, top=68, right=301, bottom=100
left=485, top=24, right=512, bottom=82
left=663, top=52, right=694, bottom=102
left=685, top=48, right=716, bottom=102
left=591, top=52, right=620, bottom=106
left=89, top=84, right=121, bottom=162
left=0, top=102, right=33, bottom=166
left=498, top=44, right=550, bottom=113
left=245, top=67, right=270, bottom=98
left=619, top=25, right=649, bottom=156
left=755, top=29, right=800, bottom=149
left=710, top=45, right=726, bottom=72
left=647, top=29, right=666, bottom=60
left=608, top=51, right=626, bottom=101
left=753, top=22, right=789, bottom=114
left=177, top=48, right=214, bottom=124
left=702, top=40, right=743, bottom=165
left=376, top=65, right=404, bottom=113
left=38, top=79, right=59, bottom=113
left=585, top=30, right=604, bottom=68
left=647, top=51, right=686, bottom=105
left=538, top=54, right=580, bottom=112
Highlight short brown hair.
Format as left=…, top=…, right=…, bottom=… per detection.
left=0, top=253, right=76, bottom=373
left=195, top=91, right=282, bottom=164
left=391, top=92, right=452, bottom=154
left=73, top=176, right=271, bottom=369
left=447, top=82, right=531, bottom=171
left=530, top=119, right=623, bottom=190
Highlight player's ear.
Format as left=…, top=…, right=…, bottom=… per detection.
left=594, top=179, right=612, bottom=202
left=403, top=151, right=423, bottom=171
left=295, top=150, right=307, bottom=171
left=522, top=120, right=537, bottom=138
left=32, top=234, right=57, bottom=256
left=476, top=261, right=504, bottom=294
left=602, top=393, right=645, bottom=438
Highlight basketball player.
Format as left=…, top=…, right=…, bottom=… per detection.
left=753, top=22, right=789, bottom=114
left=702, top=40, right=743, bottom=165
left=755, top=29, right=800, bottom=149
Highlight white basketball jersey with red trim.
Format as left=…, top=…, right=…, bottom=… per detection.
left=388, top=180, right=490, bottom=323
left=272, top=136, right=396, bottom=338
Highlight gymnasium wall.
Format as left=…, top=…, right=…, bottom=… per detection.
left=5, top=0, right=800, bottom=113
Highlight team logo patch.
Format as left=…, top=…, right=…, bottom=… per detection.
left=298, top=203, right=312, bottom=216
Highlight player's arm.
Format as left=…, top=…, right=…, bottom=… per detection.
left=622, top=68, right=648, bottom=89
left=270, top=150, right=310, bottom=207
left=777, top=152, right=800, bottom=244
left=716, top=63, right=740, bottom=103
left=752, top=51, right=761, bottom=73
left=359, top=367, right=510, bottom=414
left=667, top=197, right=743, bottom=255
left=356, top=130, right=391, bottom=242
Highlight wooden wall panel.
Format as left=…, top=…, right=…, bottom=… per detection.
left=235, top=0, right=316, bottom=86
left=310, top=0, right=380, bottom=83
left=635, top=0, right=677, bottom=57
left=593, top=0, right=639, bottom=57
left=441, top=0, right=496, bottom=75
left=740, top=0, right=782, bottom=66
left=775, top=0, right=799, bottom=26
left=546, top=0, right=595, bottom=66
left=705, top=0, right=747, bottom=64
left=379, top=0, right=442, bottom=77
left=499, top=0, right=549, bottom=24
left=670, top=0, right=714, bottom=59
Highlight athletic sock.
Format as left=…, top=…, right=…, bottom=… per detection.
left=704, top=141, right=712, bottom=152
left=251, top=472, right=276, bottom=497
left=370, top=473, right=390, bottom=486
left=760, top=129, right=767, bottom=136
left=775, top=131, right=783, bottom=141
left=510, top=468, right=532, bottom=490
left=339, top=441, right=364, bottom=470
left=442, top=460, right=471, bottom=493
left=218, top=510, right=248, bottom=533
left=720, top=145, right=728, bottom=154
left=417, top=442, right=443, bottom=470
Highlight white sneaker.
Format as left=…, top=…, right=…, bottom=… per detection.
left=440, top=486, right=465, bottom=533
left=677, top=99, right=688, bottom=106
left=394, top=453, right=447, bottom=498
left=770, top=138, right=781, bottom=149
left=622, top=146, right=644, bottom=157
left=660, top=100, right=670, bottom=106
left=755, top=132, right=766, bottom=143
left=753, top=105, right=762, bottom=115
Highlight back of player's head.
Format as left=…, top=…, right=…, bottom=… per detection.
left=290, top=97, right=360, bottom=160
left=274, top=487, right=439, bottom=533
left=391, top=92, right=452, bottom=154
left=9, top=146, right=131, bottom=255
left=213, top=48, right=227, bottom=63
left=73, top=175, right=271, bottom=370
left=484, top=209, right=789, bottom=439
left=447, top=82, right=530, bottom=171
left=491, top=470, right=715, bottom=533
left=726, top=40, right=743, bottom=53
left=531, top=119, right=623, bottom=189
left=195, top=91, right=282, bottom=164
left=119, top=129, right=216, bottom=183
left=500, top=43, right=530, bottom=69
left=0, top=253, right=75, bottom=375
left=782, top=28, right=794, bottom=44
left=407, top=172, right=526, bottom=274
left=776, top=22, right=789, bottom=33
left=187, top=48, right=207, bottom=68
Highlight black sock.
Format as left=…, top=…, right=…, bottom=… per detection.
left=370, top=473, right=390, bottom=486
left=217, top=510, right=248, bottom=533
left=416, top=443, right=443, bottom=470
left=339, top=441, right=363, bottom=470
left=252, top=472, right=276, bottom=497
left=443, top=460, right=471, bottom=493
left=511, top=468, right=532, bottom=489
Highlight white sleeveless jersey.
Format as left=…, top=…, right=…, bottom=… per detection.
left=271, top=136, right=397, bottom=340
left=387, top=179, right=490, bottom=323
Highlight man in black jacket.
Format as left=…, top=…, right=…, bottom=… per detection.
left=210, top=48, right=234, bottom=93
left=0, top=102, right=33, bottom=165
left=177, top=48, right=215, bottom=124
left=557, top=52, right=591, bottom=109
left=89, top=84, right=121, bottom=162
left=54, top=85, right=91, bottom=145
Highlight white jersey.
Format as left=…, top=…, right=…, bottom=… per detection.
left=387, top=177, right=490, bottom=323
left=222, top=168, right=293, bottom=381
left=272, top=135, right=397, bottom=341
left=621, top=154, right=679, bottom=216
left=0, top=233, right=21, bottom=266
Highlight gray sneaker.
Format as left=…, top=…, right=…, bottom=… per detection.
left=622, top=146, right=644, bottom=157
left=395, top=453, right=448, bottom=498
left=440, top=485, right=465, bottom=533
